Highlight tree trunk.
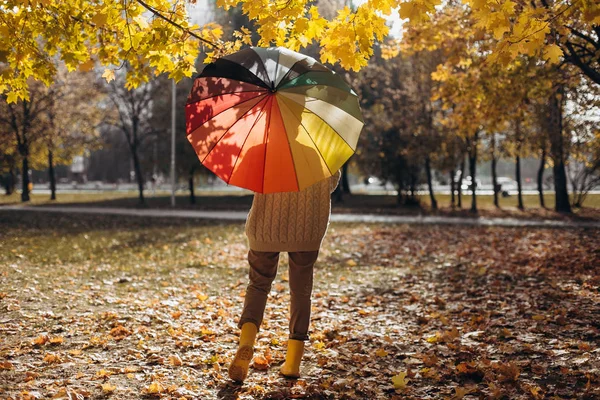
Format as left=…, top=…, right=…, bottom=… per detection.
left=21, top=156, right=30, bottom=202
left=48, top=149, right=57, bottom=201
left=3, top=168, right=15, bottom=195
left=457, top=158, right=464, bottom=208
left=537, top=148, right=546, bottom=208
left=516, top=155, right=524, bottom=210
left=468, top=133, right=478, bottom=213
left=188, top=169, right=196, bottom=205
left=491, top=156, right=499, bottom=208
left=131, top=147, right=145, bottom=206
left=425, top=156, right=437, bottom=210
left=449, top=169, right=455, bottom=207
left=490, top=135, right=499, bottom=208
left=548, top=87, right=571, bottom=213
left=396, top=188, right=403, bottom=206
left=341, top=162, right=351, bottom=194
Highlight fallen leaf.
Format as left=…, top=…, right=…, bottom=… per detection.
left=169, top=354, right=183, bottom=366
left=252, top=354, right=270, bottom=370
left=101, top=383, right=116, bottom=393
left=146, top=381, right=164, bottom=394
left=375, top=348, right=388, bottom=357
left=43, top=353, right=61, bottom=364
left=392, top=371, right=408, bottom=390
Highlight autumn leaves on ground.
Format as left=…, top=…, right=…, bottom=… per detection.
left=0, top=212, right=598, bottom=399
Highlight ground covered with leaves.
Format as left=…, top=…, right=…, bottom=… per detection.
left=0, top=211, right=599, bottom=399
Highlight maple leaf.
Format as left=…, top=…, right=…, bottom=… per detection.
left=102, top=69, right=115, bottom=83
left=101, top=383, right=116, bottom=393
left=543, top=44, right=563, bottom=64
left=392, top=371, right=409, bottom=390
left=43, top=353, right=62, bottom=364
left=376, top=348, right=389, bottom=357
left=146, top=381, right=164, bottom=394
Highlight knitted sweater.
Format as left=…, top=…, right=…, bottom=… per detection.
left=245, top=170, right=341, bottom=252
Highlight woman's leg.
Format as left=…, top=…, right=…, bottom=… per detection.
left=287, top=250, right=319, bottom=340
left=239, top=249, right=280, bottom=331
left=230, top=249, right=280, bottom=382
left=280, top=250, right=319, bottom=378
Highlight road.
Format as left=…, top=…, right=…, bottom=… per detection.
left=2, top=205, right=599, bottom=229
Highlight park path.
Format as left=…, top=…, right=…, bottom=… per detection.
left=2, top=204, right=599, bottom=228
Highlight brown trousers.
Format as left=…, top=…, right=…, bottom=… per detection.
left=238, top=249, right=319, bottom=341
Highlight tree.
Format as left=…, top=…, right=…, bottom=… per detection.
left=42, top=71, right=104, bottom=200
left=0, top=82, right=53, bottom=201
left=354, top=51, right=426, bottom=206
left=0, top=0, right=224, bottom=102
left=0, top=136, right=17, bottom=195
left=564, top=80, right=600, bottom=208
left=2, top=0, right=598, bottom=105
left=106, top=72, right=160, bottom=206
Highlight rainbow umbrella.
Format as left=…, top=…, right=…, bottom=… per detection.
left=185, top=47, right=363, bottom=193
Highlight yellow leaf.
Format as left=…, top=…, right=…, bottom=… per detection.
left=376, top=348, right=388, bottom=357
left=426, top=333, right=439, bottom=343
left=102, top=69, right=115, bottom=83
left=101, top=383, right=116, bottom=393
left=96, top=369, right=111, bottom=378
left=197, top=293, right=208, bottom=301
left=392, top=371, right=409, bottom=389
left=79, top=59, right=95, bottom=72
left=543, top=44, right=563, bottom=64
left=146, top=381, right=164, bottom=394
left=92, top=13, right=108, bottom=27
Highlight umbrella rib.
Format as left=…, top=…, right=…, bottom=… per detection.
left=252, top=48, right=274, bottom=87
left=276, top=94, right=359, bottom=151
left=199, top=95, right=268, bottom=164
left=190, top=94, right=267, bottom=138
left=277, top=97, right=332, bottom=177
left=186, top=89, right=268, bottom=107
left=260, top=97, right=273, bottom=193
left=226, top=96, right=271, bottom=185
left=275, top=57, right=306, bottom=88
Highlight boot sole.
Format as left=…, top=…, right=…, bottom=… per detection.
left=228, top=345, right=254, bottom=382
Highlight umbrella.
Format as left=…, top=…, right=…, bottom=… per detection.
left=185, top=47, right=363, bottom=193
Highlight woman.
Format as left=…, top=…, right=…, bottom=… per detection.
left=228, top=169, right=341, bottom=382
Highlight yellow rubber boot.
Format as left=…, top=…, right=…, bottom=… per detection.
left=279, top=339, right=305, bottom=379
left=228, top=322, right=257, bottom=383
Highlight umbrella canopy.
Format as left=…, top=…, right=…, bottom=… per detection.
left=185, top=47, right=363, bottom=193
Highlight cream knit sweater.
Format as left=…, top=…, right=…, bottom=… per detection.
left=245, top=170, right=341, bottom=252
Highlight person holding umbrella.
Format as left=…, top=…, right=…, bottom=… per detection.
left=185, top=47, right=363, bottom=382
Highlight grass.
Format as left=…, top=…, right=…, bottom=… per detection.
left=1, top=212, right=598, bottom=399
